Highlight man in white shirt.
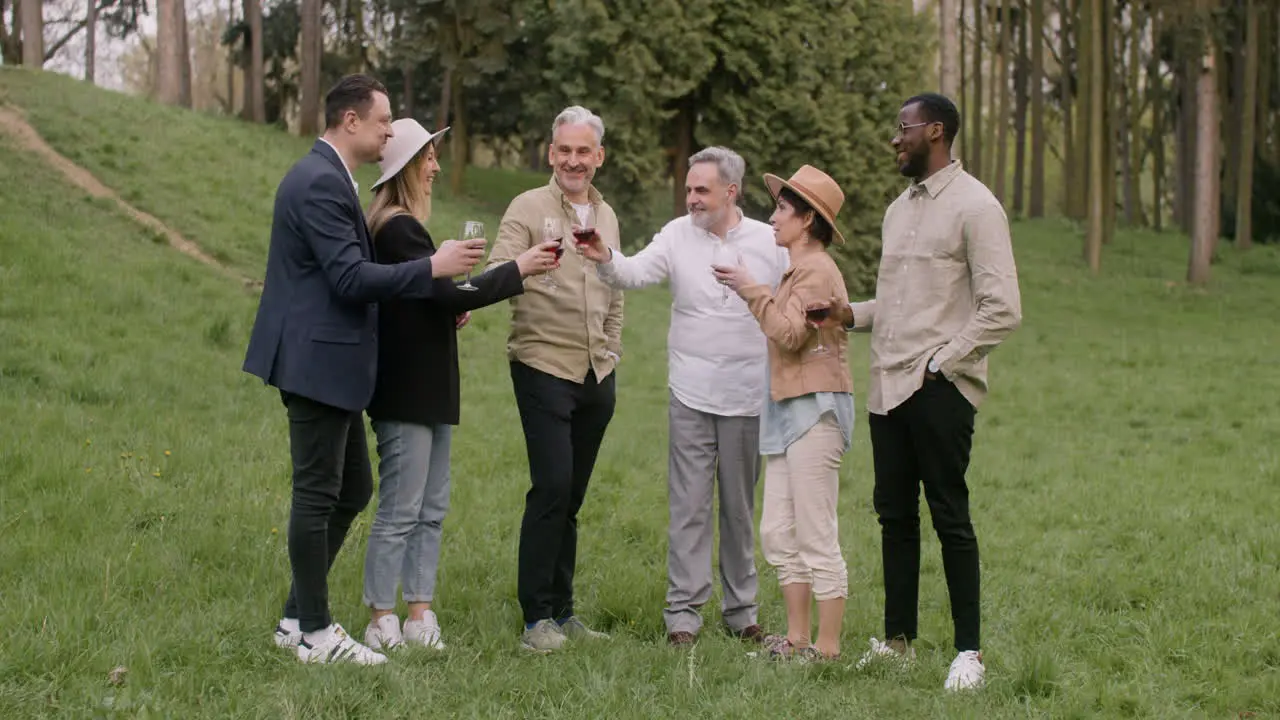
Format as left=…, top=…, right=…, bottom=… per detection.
left=580, top=147, right=788, bottom=646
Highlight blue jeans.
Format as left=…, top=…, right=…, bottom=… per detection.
left=362, top=420, right=453, bottom=610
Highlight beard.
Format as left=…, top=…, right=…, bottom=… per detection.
left=899, top=147, right=929, bottom=179
left=689, top=205, right=726, bottom=230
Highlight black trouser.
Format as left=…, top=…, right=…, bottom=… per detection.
left=868, top=376, right=980, bottom=652
left=511, top=361, right=616, bottom=625
left=279, top=391, right=374, bottom=633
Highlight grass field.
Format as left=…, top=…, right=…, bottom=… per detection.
left=2, top=67, right=1279, bottom=718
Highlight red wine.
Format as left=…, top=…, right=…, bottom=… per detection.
left=806, top=307, right=830, bottom=323
left=573, top=228, right=595, bottom=245
left=553, top=244, right=565, bottom=260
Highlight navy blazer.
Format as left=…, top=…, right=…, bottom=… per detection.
left=243, top=140, right=438, bottom=412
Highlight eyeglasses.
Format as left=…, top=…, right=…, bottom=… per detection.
left=895, top=121, right=936, bottom=137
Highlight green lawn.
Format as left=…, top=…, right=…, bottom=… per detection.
left=2, top=68, right=1279, bottom=718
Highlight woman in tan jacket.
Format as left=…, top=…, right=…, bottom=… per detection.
left=713, top=165, right=854, bottom=661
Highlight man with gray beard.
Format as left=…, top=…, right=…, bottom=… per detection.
left=579, top=147, right=788, bottom=646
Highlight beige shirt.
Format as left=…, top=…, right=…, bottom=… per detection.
left=850, top=160, right=1022, bottom=414
left=487, top=177, right=624, bottom=383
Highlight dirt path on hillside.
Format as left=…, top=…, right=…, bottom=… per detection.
left=0, top=104, right=259, bottom=290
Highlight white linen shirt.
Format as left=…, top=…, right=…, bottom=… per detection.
left=596, top=211, right=788, bottom=417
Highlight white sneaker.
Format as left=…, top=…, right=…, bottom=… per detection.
left=363, top=614, right=404, bottom=652
left=855, top=637, right=916, bottom=670
left=273, top=618, right=302, bottom=650
left=296, top=624, right=387, bottom=665
left=945, top=650, right=985, bottom=691
left=403, top=611, right=446, bottom=650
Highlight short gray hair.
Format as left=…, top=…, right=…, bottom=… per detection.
left=551, top=105, right=605, bottom=146
left=688, top=146, right=745, bottom=189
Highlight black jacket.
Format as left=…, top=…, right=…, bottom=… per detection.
left=366, top=213, right=525, bottom=426
left=243, top=141, right=438, bottom=412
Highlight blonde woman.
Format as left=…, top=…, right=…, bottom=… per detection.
left=360, top=118, right=558, bottom=652
left=712, top=165, right=855, bottom=661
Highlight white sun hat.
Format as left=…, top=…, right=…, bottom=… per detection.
left=371, top=118, right=450, bottom=190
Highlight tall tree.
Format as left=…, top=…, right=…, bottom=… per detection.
left=1085, top=0, right=1106, bottom=271
left=1235, top=0, right=1259, bottom=248
left=1061, top=0, right=1076, bottom=215
left=994, top=0, right=1011, bottom=203
left=242, top=0, right=265, bottom=122
left=1029, top=0, right=1045, bottom=216
left=1188, top=10, right=1218, bottom=284
left=297, top=0, right=322, bottom=136
left=1070, top=0, right=1090, bottom=220
left=85, top=0, right=98, bottom=82
left=941, top=0, right=961, bottom=160
left=156, top=0, right=186, bottom=105
left=1012, top=0, right=1029, bottom=214
left=1149, top=6, right=1165, bottom=231
left=19, top=0, right=41, bottom=66
left=1122, top=2, right=1145, bottom=226
left=971, top=0, right=984, bottom=178
left=0, top=0, right=12, bottom=65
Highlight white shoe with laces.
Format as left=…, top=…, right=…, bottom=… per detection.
left=297, top=624, right=388, bottom=665
left=945, top=650, right=985, bottom=691
left=273, top=618, right=302, bottom=650
left=363, top=614, right=405, bottom=652
left=403, top=611, right=446, bottom=650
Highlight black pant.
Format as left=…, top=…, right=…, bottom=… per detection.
left=868, top=376, right=980, bottom=652
left=511, top=361, right=616, bottom=624
left=279, top=391, right=374, bottom=633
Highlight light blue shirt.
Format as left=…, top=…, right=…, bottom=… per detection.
left=759, top=365, right=856, bottom=456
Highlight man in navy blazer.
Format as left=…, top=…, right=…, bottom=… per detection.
left=243, top=74, right=484, bottom=665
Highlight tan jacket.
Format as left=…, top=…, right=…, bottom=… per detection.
left=740, top=250, right=852, bottom=402
left=487, top=177, right=624, bottom=383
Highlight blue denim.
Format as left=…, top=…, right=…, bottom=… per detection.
left=362, top=420, right=453, bottom=609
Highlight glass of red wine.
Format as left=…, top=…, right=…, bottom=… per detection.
left=806, top=305, right=830, bottom=353
left=541, top=217, right=565, bottom=289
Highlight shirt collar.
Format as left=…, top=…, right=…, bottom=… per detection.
left=319, top=137, right=360, bottom=196
left=547, top=175, right=602, bottom=207
left=909, top=159, right=963, bottom=200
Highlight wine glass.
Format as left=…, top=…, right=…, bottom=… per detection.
left=541, top=217, right=565, bottom=289
left=572, top=204, right=598, bottom=252
left=458, top=220, right=484, bottom=291
left=806, top=305, right=831, bottom=353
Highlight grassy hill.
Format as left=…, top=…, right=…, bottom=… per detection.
left=1, top=66, right=1278, bottom=718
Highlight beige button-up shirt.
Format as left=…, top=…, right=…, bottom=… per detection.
left=487, top=177, right=624, bottom=384
left=850, top=160, right=1022, bottom=414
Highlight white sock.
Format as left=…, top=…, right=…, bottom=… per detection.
left=279, top=618, right=300, bottom=633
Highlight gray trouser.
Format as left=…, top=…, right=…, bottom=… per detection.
left=664, top=392, right=761, bottom=634
left=363, top=420, right=453, bottom=609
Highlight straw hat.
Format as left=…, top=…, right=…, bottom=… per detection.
left=371, top=118, right=450, bottom=190
left=762, top=165, right=847, bottom=245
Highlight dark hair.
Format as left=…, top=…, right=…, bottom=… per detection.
left=777, top=186, right=834, bottom=248
left=903, top=92, right=960, bottom=146
left=324, top=74, right=388, bottom=129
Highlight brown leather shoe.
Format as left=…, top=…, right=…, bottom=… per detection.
left=728, top=624, right=766, bottom=644
left=668, top=631, right=696, bottom=646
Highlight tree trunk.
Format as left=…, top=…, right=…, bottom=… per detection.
left=177, top=0, right=192, bottom=108
left=971, top=0, right=984, bottom=178
left=1188, top=28, right=1218, bottom=284
left=0, top=0, right=12, bottom=66
left=403, top=64, right=415, bottom=119
left=1123, top=3, right=1145, bottom=226
left=241, top=0, right=265, bottom=122
left=225, top=0, right=235, bottom=113
left=1013, top=0, right=1029, bottom=214
left=156, top=0, right=183, bottom=105
left=1256, top=3, right=1272, bottom=168
left=85, top=0, right=97, bottom=82
left=1236, top=0, right=1259, bottom=249
left=985, top=6, right=1001, bottom=187
left=1223, top=0, right=1245, bottom=208
left=1102, top=0, right=1116, bottom=243
left=961, top=0, right=969, bottom=165
left=1085, top=0, right=1105, bottom=271
left=941, top=0, right=960, bottom=159
left=1149, top=8, right=1165, bottom=232
left=1070, top=0, right=1090, bottom=220
left=1061, top=0, right=1075, bottom=216
left=19, top=0, right=41, bottom=67
left=994, top=0, right=1011, bottom=204
left=298, top=0, right=322, bottom=136
left=1028, top=0, right=1045, bottom=216
left=449, top=75, right=468, bottom=196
